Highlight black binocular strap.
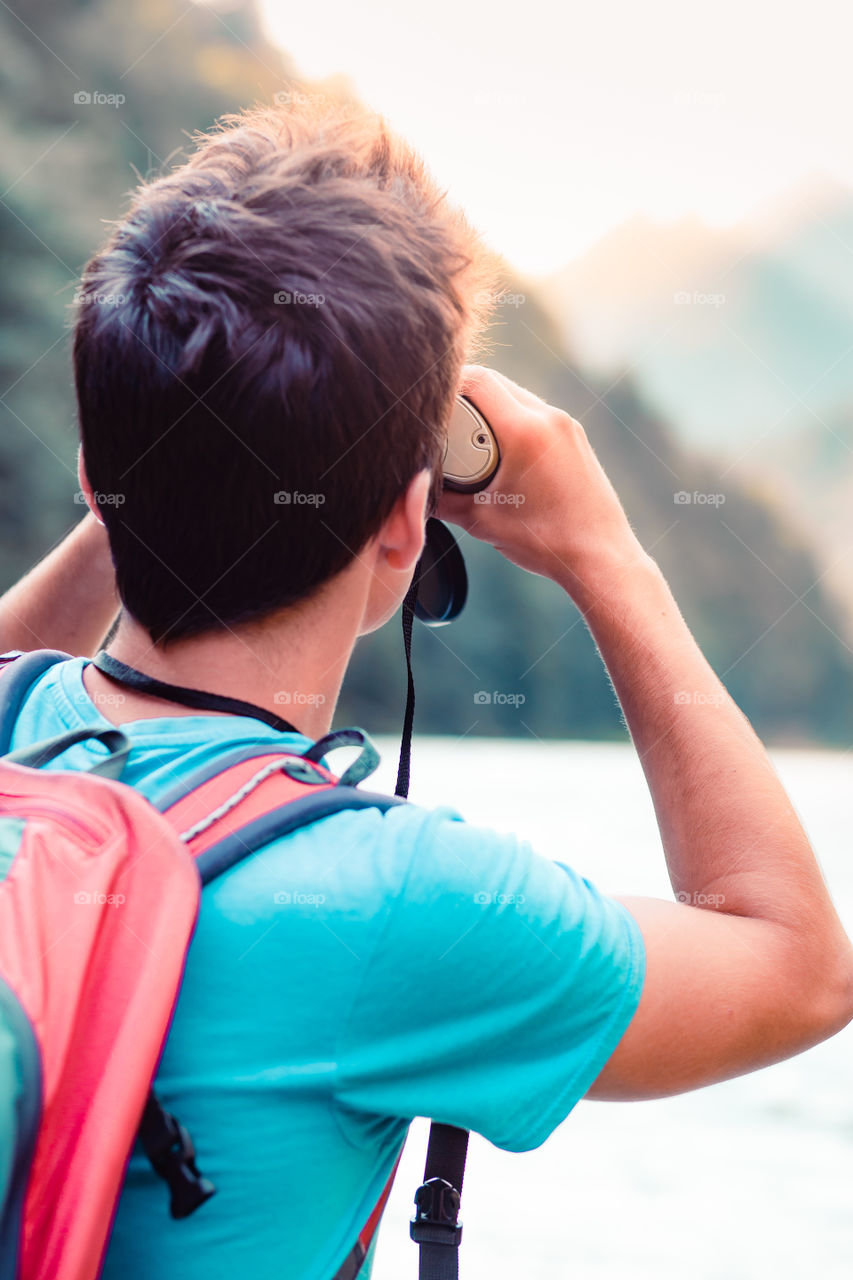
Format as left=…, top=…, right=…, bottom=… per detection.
left=394, top=576, right=419, bottom=799
left=394, top=575, right=468, bottom=1280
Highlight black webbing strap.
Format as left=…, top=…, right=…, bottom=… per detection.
left=393, top=568, right=469, bottom=1280
left=92, top=650, right=300, bottom=734
left=411, top=1123, right=469, bottom=1280
left=394, top=575, right=419, bottom=798
left=424, top=1123, right=469, bottom=1188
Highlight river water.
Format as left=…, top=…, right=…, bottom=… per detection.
left=362, top=736, right=853, bottom=1279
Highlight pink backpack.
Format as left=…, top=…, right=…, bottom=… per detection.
left=0, top=649, right=419, bottom=1280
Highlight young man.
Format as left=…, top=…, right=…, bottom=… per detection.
left=1, top=100, right=851, bottom=1279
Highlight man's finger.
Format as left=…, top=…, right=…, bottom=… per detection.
left=459, top=365, right=547, bottom=417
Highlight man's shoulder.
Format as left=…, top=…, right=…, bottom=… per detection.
left=241, top=798, right=486, bottom=883
left=215, top=797, right=532, bottom=915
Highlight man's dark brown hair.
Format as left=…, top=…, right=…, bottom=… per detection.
left=73, top=98, right=499, bottom=643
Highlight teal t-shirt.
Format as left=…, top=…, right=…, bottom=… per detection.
left=9, top=657, right=645, bottom=1279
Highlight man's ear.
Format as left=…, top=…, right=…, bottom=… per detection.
left=357, top=469, right=434, bottom=637
left=380, top=469, right=432, bottom=573
left=77, top=447, right=105, bottom=526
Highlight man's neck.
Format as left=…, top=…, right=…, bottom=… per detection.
left=82, top=590, right=363, bottom=740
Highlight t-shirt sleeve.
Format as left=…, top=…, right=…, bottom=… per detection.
left=334, top=804, right=645, bottom=1153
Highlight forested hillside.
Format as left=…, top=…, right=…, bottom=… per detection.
left=2, top=0, right=851, bottom=743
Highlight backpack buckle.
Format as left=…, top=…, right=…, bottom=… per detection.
left=409, top=1176, right=463, bottom=1247
left=139, top=1095, right=216, bottom=1219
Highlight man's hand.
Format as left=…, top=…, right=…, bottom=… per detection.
left=437, top=366, right=646, bottom=592
left=441, top=364, right=853, bottom=1099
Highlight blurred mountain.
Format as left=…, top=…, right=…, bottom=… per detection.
left=536, top=178, right=853, bottom=454
left=748, top=400, right=853, bottom=627
left=2, top=0, right=853, bottom=744
left=370, top=286, right=853, bottom=746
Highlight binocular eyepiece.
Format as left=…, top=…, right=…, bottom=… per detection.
left=413, top=395, right=500, bottom=626
left=442, top=396, right=500, bottom=494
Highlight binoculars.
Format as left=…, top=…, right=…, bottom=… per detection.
left=414, top=395, right=500, bottom=625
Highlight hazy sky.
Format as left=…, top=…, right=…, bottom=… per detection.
left=258, top=0, right=853, bottom=276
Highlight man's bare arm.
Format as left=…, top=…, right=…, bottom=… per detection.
left=440, top=366, right=853, bottom=1099
left=574, top=551, right=852, bottom=1097
left=0, top=513, right=119, bottom=657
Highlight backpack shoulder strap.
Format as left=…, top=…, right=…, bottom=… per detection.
left=194, top=783, right=404, bottom=885
left=156, top=727, right=404, bottom=886
left=0, top=649, right=72, bottom=754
